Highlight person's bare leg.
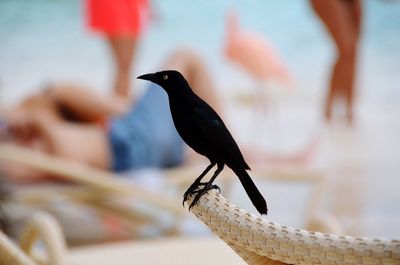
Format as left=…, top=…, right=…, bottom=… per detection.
left=333, top=0, right=361, bottom=124
left=332, top=44, right=357, bottom=123
left=311, top=0, right=360, bottom=123
left=45, top=83, right=129, bottom=122
left=344, top=0, right=362, bottom=123
left=340, top=47, right=357, bottom=124
left=162, top=49, right=221, bottom=114
left=108, top=37, right=137, bottom=98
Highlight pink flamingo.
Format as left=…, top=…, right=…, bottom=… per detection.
left=224, top=11, right=318, bottom=164
left=224, top=11, right=292, bottom=85
left=224, top=10, right=293, bottom=129
left=224, top=11, right=314, bottom=160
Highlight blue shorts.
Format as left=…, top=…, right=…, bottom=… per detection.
left=108, top=83, right=184, bottom=172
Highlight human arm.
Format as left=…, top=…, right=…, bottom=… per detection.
left=45, top=83, right=131, bottom=122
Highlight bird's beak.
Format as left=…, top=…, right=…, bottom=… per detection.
left=137, top=73, right=155, bottom=81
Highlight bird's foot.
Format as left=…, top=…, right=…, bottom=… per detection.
left=183, top=182, right=207, bottom=206
left=188, top=184, right=220, bottom=211
left=209, top=184, right=221, bottom=193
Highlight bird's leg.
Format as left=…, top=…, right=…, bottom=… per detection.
left=183, top=162, right=216, bottom=205
left=189, top=163, right=224, bottom=211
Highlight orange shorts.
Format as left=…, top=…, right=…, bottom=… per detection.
left=87, top=0, right=149, bottom=37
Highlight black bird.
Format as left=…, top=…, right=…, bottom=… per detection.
left=137, top=70, right=268, bottom=215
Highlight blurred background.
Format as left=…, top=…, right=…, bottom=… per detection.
left=0, top=1, right=399, bottom=104
left=0, top=0, right=399, bottom=263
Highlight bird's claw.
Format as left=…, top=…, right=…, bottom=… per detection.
left=211, top=184, right=221, bottom=193
left=183, top=183, right=198, bottom=206
left=187, top=184, right=221, bottom=211
left=182, top=182, right=209, bottom=206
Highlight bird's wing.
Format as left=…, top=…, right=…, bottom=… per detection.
left=194, top=105, right=249, bottom=169
left=193, top=106, right=227, bottom=139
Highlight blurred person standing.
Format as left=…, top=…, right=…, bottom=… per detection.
left=311, top=0, right=362, bottom=124
left=87, top=0, right=150, bottom=98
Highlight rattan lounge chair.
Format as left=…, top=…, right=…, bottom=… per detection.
left=2, top=176, right=399, bottom=264
left=0, top=143, right=187, bottom=241
left=4, top=191, right=398, bottom=265
left=0, top=212, right=66, bottom=265
left=0, top=142, right=332, bottom=240
left=0, top=211, right=245, bottom=265
left=188, top=189, right=400, bottom=265
left=0, top=143, right=183, bottom=215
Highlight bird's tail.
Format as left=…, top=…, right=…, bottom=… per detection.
left=232, top=168, right=268, bottom=215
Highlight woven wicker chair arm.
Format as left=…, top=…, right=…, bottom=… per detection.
left=188, top=189, right=400, bottom=265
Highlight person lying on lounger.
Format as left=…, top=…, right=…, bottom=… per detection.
left=3, top=49, right=220, bottom=176
left=1, top=49, right=313, bottom=182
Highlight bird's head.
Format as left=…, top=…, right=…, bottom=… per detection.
left=137, top=70, right=189, bottom=94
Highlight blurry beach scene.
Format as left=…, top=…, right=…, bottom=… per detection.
left=0, top=0, right=400, bottom=264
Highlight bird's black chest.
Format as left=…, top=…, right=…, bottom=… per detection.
left=169, top=99, right=209, bottom=156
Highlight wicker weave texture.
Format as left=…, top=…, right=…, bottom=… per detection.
left=189, top=189, right=400, bottom=265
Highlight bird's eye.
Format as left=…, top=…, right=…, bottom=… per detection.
left=163, top=75, right=168, bottom=80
